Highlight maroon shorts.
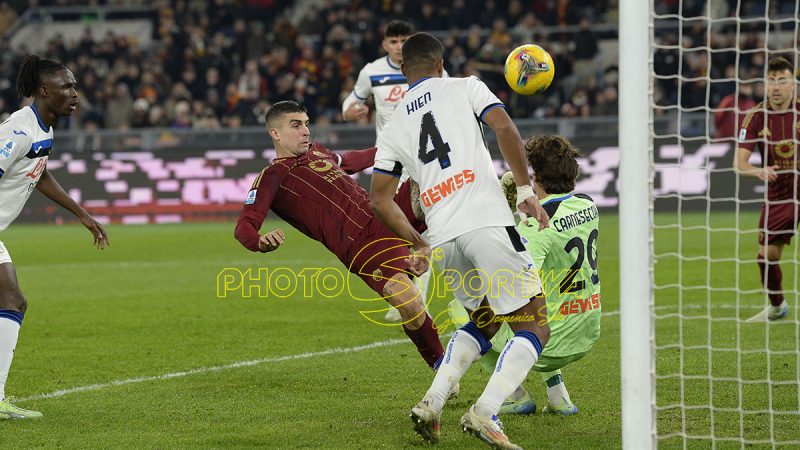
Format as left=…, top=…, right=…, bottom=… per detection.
left=342, top=179, right=424, bottom=295
left=346, top=220, right=413, bottom=295
left=758, top=202, right=800, bottom=246
left=394, top=179, right=427, bottom=234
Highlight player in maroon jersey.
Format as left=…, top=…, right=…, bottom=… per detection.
left=735, top=57, right=798, bottom=321
left=235, top=100, right=444, bottom=367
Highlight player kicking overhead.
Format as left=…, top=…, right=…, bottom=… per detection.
left=450, top=135, right=601, bottom=417
left=370, top=33, right=550, bottom=449
left=735, top=56, right=797, bottom=322
left=0, top=55, right=109, bottom=419
left=234, top=100, right=444, bottom=369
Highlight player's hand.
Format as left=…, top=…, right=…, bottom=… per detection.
left=518, top=196, right=550, bottom=230
left=406, top=243, right=431, bottom=277
left=258, top=229, right=285, bottom=252
left=758, top=165, right=779, bottom=182
left=80, top=215, right=109, bottom=250
left=345, top=102, right=368, bottom=121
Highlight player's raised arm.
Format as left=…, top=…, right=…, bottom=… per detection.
left=483, top=106, right=549, bottom=230
left=36, top=168, right=109, bottom=249
left=338, top=147, right=377, bottom=173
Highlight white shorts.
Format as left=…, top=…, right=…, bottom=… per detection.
left=436, top=226, right=542, bottom=315
left=0, top=240, right=11, bottom=265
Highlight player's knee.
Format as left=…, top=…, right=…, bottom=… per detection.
left=766, top=249, right=782, bottom=261
left=0, top=289, right=26, bottom=313
left=383, top=274, right=424, bottom=313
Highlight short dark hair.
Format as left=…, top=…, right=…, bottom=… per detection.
left=264, top=100, right=307, bottom=128
left=767, top=57, right=794, bottom=75
left=401, top=32, right=444, bottom=73
left=385, top=20, right=413, bottom=38
left=525, top=135, right=583, bottom=193
left=16, top=55, right=67, bottom=98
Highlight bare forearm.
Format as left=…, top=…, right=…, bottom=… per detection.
left=496, top=125, right=530, bottom=186
left=734, top=159, right=762, bottom=177
left=36, top=170, right=88, bottom=218
left=371, top=198, right=426, bottom=248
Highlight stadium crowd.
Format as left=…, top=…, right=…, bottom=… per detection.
left=0, top=0, right=796, bottom=130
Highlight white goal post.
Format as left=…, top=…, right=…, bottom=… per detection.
left=621, top=0, right=800, bottom=448
left=619, top=0, right=655, bottom=448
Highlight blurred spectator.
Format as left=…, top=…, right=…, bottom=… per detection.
left=572, top=18, right=599, bottom=81
left=714, top=82, right=757, bottom=140
left=105, top=83, right=134, bottom=130
left=0, top=0, right=792, bottom=130
left=0, top=2, right=18, bottom=34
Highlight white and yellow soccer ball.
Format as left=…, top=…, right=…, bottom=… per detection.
left=503, top=44, right=555, bottom=95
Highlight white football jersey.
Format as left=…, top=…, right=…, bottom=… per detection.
left=342, top=56, right=406, bottom=142
left=343, top=55, right=448, bottom=143
left=374, top=76, right=515, bottom=247
left=0, top=106, right=54, bottom=231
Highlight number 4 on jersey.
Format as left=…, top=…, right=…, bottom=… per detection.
left=418, top=111, right=451, bottom=169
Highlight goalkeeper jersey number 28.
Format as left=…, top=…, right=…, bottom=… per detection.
left=518, top=192, right=601, bottom=357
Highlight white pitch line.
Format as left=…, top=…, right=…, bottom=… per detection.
left=15, top=258, right=337, bottom=272
left=16, top=337, right=409, bottom=403
left=14, top=303, right=765, bottom=403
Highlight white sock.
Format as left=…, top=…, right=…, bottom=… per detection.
left=541, top=370, right=571, bottom=407
left=0, top=316, right=22, bottom=402
left=474, top=331, right=541, bottom=417
left=424, top=325, right=486, bottom=412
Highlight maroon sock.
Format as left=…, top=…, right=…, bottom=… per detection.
left=758, top=258, right=784, bottom=307
left=403, top=315, right=444, bottom=368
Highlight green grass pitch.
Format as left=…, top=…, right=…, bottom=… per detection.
left=1, top=212, right=797, bottom=448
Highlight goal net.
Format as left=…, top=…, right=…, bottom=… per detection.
left=622, top=0, right=800, bottom=448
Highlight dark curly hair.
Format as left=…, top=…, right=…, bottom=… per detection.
left=525, top=135, right=583, bottom=193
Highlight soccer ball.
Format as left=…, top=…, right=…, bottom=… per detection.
left=503, top=44, right=555, bottom=95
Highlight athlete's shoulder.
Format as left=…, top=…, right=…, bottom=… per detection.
left=542, top=193, right=595, bottom=217
left=741, top=102, right=766, bottom=128
left=572, top=193, right=595, bottom=204
left=362, top=56, right=400, bottom=73
left=1, top=108, right=36, bottom=135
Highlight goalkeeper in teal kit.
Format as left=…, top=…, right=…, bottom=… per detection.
left=448, top=134, right=601, bottom=415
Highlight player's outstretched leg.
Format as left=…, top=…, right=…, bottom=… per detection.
left=384, top=273, right=443, bottom=368
left=384, top=269, right=432, bottom=322
left=0, top=263, right=42, bottom=419
left=540, top=370, right=578, bottom=415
